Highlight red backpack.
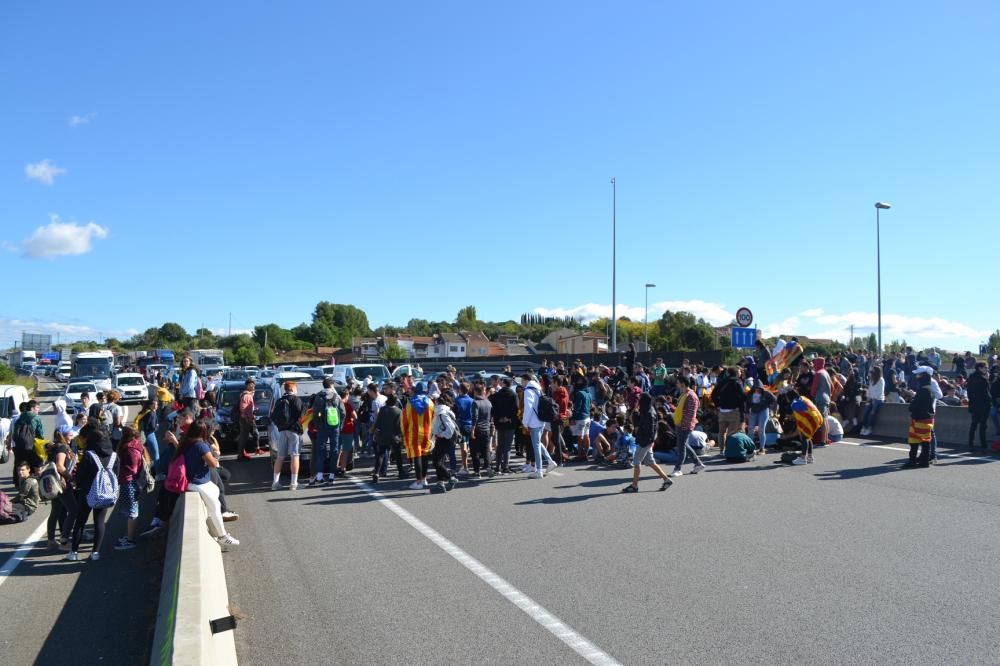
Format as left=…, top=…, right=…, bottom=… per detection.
left=165, top=453, right=189, bottom=493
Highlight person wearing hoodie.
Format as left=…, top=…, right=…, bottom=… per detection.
left=621, top=393, right=673, bottom=493
left=489, top=376, right=518, bottom=474
left=810, top=357, right=833, bottom=416
left=309, top=378, right=345, bottom=486
left=372, top=395, right=403, bottom=483
left=66, top=424, right=119, bottom=562
left=520, top=371, right=558, bottom=479
left=401, top=382, right=435, bottom=490
left=965, top=362, right=992, bottom=448
left=53, top=398, right=73, bottom=436
left=429, top=393, right=459, bottom=493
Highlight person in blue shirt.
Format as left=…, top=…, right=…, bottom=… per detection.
left=181, top=421, right=239, bottom=547
left=453, top=384, right=475, bottom=476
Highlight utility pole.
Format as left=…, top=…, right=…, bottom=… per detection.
left=228, top=312, right=232, bottom=337
left=610, top=177, right=617, bottom=354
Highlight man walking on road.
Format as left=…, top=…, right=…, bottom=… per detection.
left=670, top=376, right=706, bottom=477
left=271, top=381, right=304, bottom=490
left=310, top=377, right=344, bottom=486
left=621, top=393, right=673, bottom=493
left=521, top=371, right=557, bottom=479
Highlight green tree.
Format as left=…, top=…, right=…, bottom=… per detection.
left=866, top=333, right=878, bottom=353
left=254, top=324, right=297, bottom=351
left=311, top=302, right=371, bottom=347
left=259, top=345, right=277, bottom=365
left=456, top=305, right=478, bottom=330
left=158, top=322, right=189, bottom=343
left=406, top=318, right=432, bottom=336
left=0, top=365, right=15, bottom=383
left=379, top=342, right=408, bottom=362
left=232, top=346, right=259, bottom=366
left=655, top=311, right=720, bottom=351
left=987, top=329, right=1000, bottom=354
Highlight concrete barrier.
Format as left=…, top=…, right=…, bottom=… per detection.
left=151, top=493, right=238, bottom=666
left=868, top=402, right=985, bottom=446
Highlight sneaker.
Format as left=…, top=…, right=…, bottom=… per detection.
left=472, top=473, right=482, bottom=480
left=457, top=468, right=469, bottom=477
left=446, top=476, right=457, bottom=491
left=308, top=478, right=323, bottom=487
left=217, top=534, right=240, bottom=547
left=528, top=471, right=544, bottom=479
left=429, top=483, right=447, bottom=494
left=140, top=524, right=165, bottom=538
left=806, top=455, right=814, bottom=464
left=791, top=458, right=808, bottom=466
left=48, top=539, right=61, bottom=550
left=289, top=482, right=298, bottom=491
left=326, top=475, right=336, bottom=483
left=271, top=481, right=282, bottom=491
left=659, top=480, right=673, bottom=491
left=114, top=540, right=137, bottom=551
left=64, top=551, right=79, bottom=561
left=222, top=512, right=239, bottom=522
left=371, top=474, right=379, bottom=484
left=408, top=481, right=424, bottom=490
left=89, top=552, right=101, bottom=561
left=669, top=470, right=683, bottom=478
left=690, top=465, right=706, bottom=475
left=421, top=479, right=429, bottom=488
left=545, top=462, right=558, bottom=474
left=487, top=468, right=495, bottom=478
left=621, top=484, right=638, bottom=493
left=521, top=464, right=535, bottom=473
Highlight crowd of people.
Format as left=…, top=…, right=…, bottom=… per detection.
left=3, top=342, right=999, bottom=557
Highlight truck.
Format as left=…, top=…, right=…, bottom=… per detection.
left=189, top=349, right=225, bottom=373
left=71, top=350, right=115, bottom=391
left=8, top=350, right=37, bottom=370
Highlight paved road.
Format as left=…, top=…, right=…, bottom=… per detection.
left=0, top=375, right=160, bottom=664
left=222, top=435, right=1000, bottom=665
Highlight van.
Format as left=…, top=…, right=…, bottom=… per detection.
left=0, top=384, right=32, bottom=449
left=329, top=363, right=392, bottom=388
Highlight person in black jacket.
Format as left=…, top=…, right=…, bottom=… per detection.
left=905, top=372, right=935, bottom=468
left=990, top=367, right=1000, bottom=439
left=489, top=377, right=518, bottom=474
left=66, top=425, right=120, bottom=561
left=621, top=393, right=672, bottom=493
left=966, top=362, right=992, bottom=448
left=715, top=367, right=746, bottom=450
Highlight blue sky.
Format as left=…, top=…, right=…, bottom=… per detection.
left=2, top=1, right=998, bottom=351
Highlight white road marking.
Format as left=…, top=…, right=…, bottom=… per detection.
left=841, top=439, right=997, bottom=462
left=0, top=522, right=48, bottom=590
left=349, top=477, right=621, bottom=666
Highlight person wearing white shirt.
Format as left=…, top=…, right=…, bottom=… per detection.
left=519, top=371, right=556, bottom=479
left=860, top=367, right=885, bottom=436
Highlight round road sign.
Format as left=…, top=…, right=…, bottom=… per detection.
left=736, top=307, right=753, bottom=327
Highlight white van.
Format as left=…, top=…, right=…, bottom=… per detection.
left=0, top=384, right=32, bottom=452
left=329, top=363, right=391, bottom=388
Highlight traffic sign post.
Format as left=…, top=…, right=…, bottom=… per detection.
left=731, top=327, right=758, bottom=349
left=735, top=307, right=753, bottom=328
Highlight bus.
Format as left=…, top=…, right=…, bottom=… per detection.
left=71, top=350, right=115, bottom=391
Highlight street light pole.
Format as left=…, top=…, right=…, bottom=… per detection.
left=644, top=283, right=656, bottom=351
left=875, top=202, right=891, bottom=354
left=611, top=177, right=617, bottom=354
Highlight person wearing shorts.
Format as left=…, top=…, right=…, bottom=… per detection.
left=271, top=381, right=304, bottom=490
left=622, top=394, right=673, bottom=493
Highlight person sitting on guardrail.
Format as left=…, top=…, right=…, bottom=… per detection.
left=179, top=421, right=239, bottom=547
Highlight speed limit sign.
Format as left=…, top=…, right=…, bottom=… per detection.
left=736, top=307, right=753, bottom=327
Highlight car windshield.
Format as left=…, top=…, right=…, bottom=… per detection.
left=75, top=360, right=111, bottom=378
left=68, top=383, right=96, bottom=394
left=353, top=366, right=389, bottom=381
left=118, top=377, right=144, bottom=386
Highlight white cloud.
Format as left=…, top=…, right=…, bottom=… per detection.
left=807, top=311, right=987, bottom=342
left=25, top=159, right=67, bottom=185
left=533, top=299, right=733, bottom=326
left=800, top=308, right=824, bottom=318
left=68, top=112, right=96, bottom=127
left=763, top=316, right=801, bottom=339
left=17, top=215, right=109, bottom=259
left=0, top=318, right=135, bottom=346
left=210, top=327, right=254, bottom=337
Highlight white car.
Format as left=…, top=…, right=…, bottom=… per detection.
left=56, top=363, right=72, bottom=382
left=114, top=373, right=149, bottom=404
left=64, top=381, right=98, bottom=414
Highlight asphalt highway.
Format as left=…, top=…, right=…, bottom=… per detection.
left=222, top=435, right=1000, bottom=665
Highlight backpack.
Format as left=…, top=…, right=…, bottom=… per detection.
left=86, top=451, right=119, bottom=509
left=536, top=393, right=559, bottom=423
left=165, top=453, right=189, bottom=493
left=13, top=418, right=36, bottom=455
left=313, top=393, right=341, bottom=428
left=271, top=395, right=293, bottom=431
left=38, top=462, right=66, bottom=500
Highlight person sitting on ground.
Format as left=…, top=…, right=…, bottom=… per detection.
left=0, top=461, right=38, bottom=524
left=724, top=431, right=757, bottom=463
left=825, top=414, right=845, bottom=443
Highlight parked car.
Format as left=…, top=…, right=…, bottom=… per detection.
left=264, top=373, right=326, bottom=476
left=223, top=369, right=251, bottom=382
left=214, top=380, right=275, bottom=451
left=113, top=372, right=149, bottom=404
left=0, top=384, right=32, bottom=451
left=64, top=381, right=98, bottom=414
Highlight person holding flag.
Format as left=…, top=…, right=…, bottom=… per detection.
left=401, top=382, right=436, bottom=490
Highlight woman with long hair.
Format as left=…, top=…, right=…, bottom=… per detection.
left=45, top=430, right=77, bottom=550
left=65, top=424, right=119, bottom=562
left=134, top=398, right=160, bottom=474
left=115, top=425, right=147, bottom=550
left=179, top=421, right=239, bottom=547
left=179, top=356, right=202, bottom=412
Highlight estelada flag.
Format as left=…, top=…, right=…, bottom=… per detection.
left=908, top=418, right=934, bottom=444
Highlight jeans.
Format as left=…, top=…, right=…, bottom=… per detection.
left=673, top=428, right=703, bottom=471
left=192, top=481, right=225, bottom=538
left=311, top=425, right=341, bottom=477
left=495, top=428, right=514, bottom=472
left=653, top=449, right=680, bottom=465
left=144, top=432, right=160, bottom=469
left=470, top=428, right=491, bottom=474
left=748, top=409, right=770, bottom=448
left=861, top=399, right=883, bottom=430
left=529, top=427, right=555, bottom=470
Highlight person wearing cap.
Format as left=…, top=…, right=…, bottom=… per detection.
left=520, top=371, right=557, bottom=478
left=401, top=382, right=435, bottom=490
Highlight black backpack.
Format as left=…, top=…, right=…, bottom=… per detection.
left=271, top=395, right=293, bottom=430
left=13, top=419, right=36, bottom=455
left=536, top=394, right=559, bottom=423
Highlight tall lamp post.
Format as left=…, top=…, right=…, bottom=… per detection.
left=644, top=283, right=656, bottom=351
left=610, top=177, right=617, bottom=354
left=875, top=201, right=891, bottom=354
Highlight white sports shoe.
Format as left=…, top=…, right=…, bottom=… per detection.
left=217, top=534, right=240, bottom=546
left=691, top=465, right=706, bottom=475
left=528, top=471, right=544, bottom=479
left=408, top=481, right=424, bottom=490
left=545, top=462, right=558, bottom=474
left=522, top=464, right=535, bottom=473
left=791, top=457, right=808, bottom=466
left=669, top=470, right=683, bottom=478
